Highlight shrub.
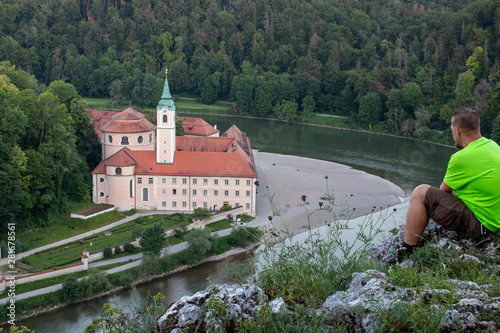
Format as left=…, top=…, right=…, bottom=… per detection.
left=103, top=247, right=113, bottom=259
left=124, top=243, right=135, bottom=253
left=193, top=207, right=211, bottom=220
left=61, top=275, right=82, bottom=302
left=114, top=246, right=122, bottom=255
left=220, top=204, right=232, bottom=212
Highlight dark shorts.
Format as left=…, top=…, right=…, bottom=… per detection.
left=424, top=186, right=490, bottom=239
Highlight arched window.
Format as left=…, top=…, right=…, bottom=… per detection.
left=108, top=135, right=113, bottom=143
left=149, top=133, right=152, bottom=143
left=129, top=179, right=133, bottom=197
left=163, top=114, right=168, bottom=123
left=137, top=135, right=143, bottom=144
left=121, top=136, right=129, bottom=145
left=142, top=188, right=149, bottom=201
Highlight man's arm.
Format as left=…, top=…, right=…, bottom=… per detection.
left=440, top=181, right=453, bottom=193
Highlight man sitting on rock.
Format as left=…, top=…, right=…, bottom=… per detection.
left=396, top=107, right=500, bottom=262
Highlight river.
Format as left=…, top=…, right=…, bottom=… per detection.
left=19, top=116, right=455, bottom=332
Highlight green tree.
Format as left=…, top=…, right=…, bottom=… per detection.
left=455, top=71, right=475, bottom=106
left=185, top=228, right=214, bottom=262
left=139, top=224, right=166, bottom=258
left=358, top=93, right=382, bottom=129
left=275, top=101, right=298, bottom=121
left=491, top=114, right=500, bottom=144
left=175, top=117, right=184, bottom=136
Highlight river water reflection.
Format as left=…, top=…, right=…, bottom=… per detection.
left=19, top=116, right=455, bottom=331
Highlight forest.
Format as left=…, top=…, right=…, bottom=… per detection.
left=1, top=0, right=500, bottom=230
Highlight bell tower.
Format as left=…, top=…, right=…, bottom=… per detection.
left=156, top=69, right=176, bottom=164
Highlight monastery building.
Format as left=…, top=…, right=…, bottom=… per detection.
left=90, top=73, right=257, bottom=215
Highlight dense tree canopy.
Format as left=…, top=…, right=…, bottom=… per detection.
left=0, top=0, right=500, bottom=142
left=0, top=63, right=99, bottom=234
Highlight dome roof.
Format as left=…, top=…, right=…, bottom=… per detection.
left=100, top=107, right=156, bottom=133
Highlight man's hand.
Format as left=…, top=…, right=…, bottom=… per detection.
left=440, top=181, right=453, bottom=193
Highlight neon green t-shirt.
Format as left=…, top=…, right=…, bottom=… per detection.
left=443, top=137, right=500, bottom=232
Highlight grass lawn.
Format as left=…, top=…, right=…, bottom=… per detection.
left=0, top=264, right=125, bottom=299
left=175, top=98, right=232, bottom=114
left=23, top=215, right=184, bottom=270
left=18, top=208, right=124, bottom=250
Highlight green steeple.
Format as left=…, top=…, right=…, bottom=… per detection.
left=157, top=69, right=175, bottom=110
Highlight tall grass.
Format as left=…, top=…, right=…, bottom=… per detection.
left=256, top=181, right=390, bottom=307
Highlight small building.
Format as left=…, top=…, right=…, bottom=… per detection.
left=90, top=73, right=257, bottom=215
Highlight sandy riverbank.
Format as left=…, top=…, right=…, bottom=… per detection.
left=252, top=151, right=407, bottom=235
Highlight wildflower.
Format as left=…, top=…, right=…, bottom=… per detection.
left=226, top=213, right=234, bottom=220
left=301, top=195, right=307, bottom=202
left=49, top=250, right=53, bottom=254
left=318, top=201, right=323, bottom=207
left=382, top=249, right=386, bottom=254
left=268, top=215, right=273, bottom=221
left=254, top=180, right=260, bottom=186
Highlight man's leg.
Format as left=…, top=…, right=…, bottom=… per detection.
left=404, top=184, right=431, bottom=246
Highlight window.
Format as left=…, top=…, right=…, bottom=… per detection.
left=182, top=189, right=187, bottom=195
left=99, top=177, right=105, bottom=183
left=193, top=189, right=197, bottom=195
left=99, top=192, right=105, bottom=197
left=182, top=202, right=187, bottom=208
left=142, top=188, right=149, bottom=201
left=246, top=203, right=250, bottom=209
left=236, top=190, right=240, bottom=196
left=182, top=178, right=187, bottom=184
left=193, top=202, right=197, bottom=208
left=121, top=136, right=129, bottom=145
left=162, top=189, right=166, bottom=194
left=149, top=134, right=152, bottom=143
left=193, top=179, right=197, bottom=185
left=236, top=180, right=240, bottom=185
left=162, top=178, right=166, bottom=184
left=214, top=179, right=218, bottom=185
left=225, top=180, right=229, bottom=185
left=235, top=203, right=240, bottom=207
left=203, top=190, right=207, bottom=196
left=173, top=201, right=177, bottom=207
left=108, top=135, right=113, bottom=143
left=203, top=202, right=207, bottom=208
left=172, top=178, right=177, bottom=184
left=130, top=180, right=133, bottom=197
left=163, top=114, right=168, bottom=123
left=137, top=178, right=142, bottom=184
left=203, top=179, right=208, bottom=185
left=148, top=178, right=153, bottom=184
left=224, top=190, right=229, bottom=196
left=247, top=180, right=251, bottom=186
left=214, top=190, right=218, bottom=196
left=115, top=167, right=122, bottom=175
left=172, top=189, right=177, bottom=195
left=138, top=135, right=143, bottom=144
left=162, top=201, right=166, bottom=207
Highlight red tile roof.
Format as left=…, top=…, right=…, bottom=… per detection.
left=176, top=137, right=234, bottom=152
left=179, top=116, right=219, bottom=136
left=92, top=148, right=137, bottom=174
left=100, top=107, right=156, bottom=133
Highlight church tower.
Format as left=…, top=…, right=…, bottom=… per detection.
left=156, top=69, right=176, bottom=164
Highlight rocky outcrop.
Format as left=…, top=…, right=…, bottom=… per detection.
left=158, top=221, right=500, bottom=332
